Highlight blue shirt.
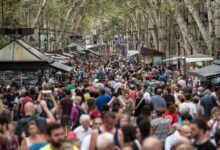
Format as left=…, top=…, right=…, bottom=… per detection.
left=96, top=95, right=111, bottom=112
left=29, top=142, right=48, bottom=150
left=151, top=95, right=167, bottom=110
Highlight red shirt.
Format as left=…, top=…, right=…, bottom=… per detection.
left=164, top=111, right=178, bottom=125
left=20, top=96, right=33, bottom=113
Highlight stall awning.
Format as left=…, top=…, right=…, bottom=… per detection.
left=69, top=51, right=80, bottom=56
left=50, top=62, right=73, bottom=72
left=162, top=57, right=180, bottom=62
left=185, top=56, right=213, bottom=63
left=62, top=52, right=75, bottom=57
left=66, top=42, right=86, bottom=54
left=55, top=54, right=70, bottom=60
left=127, top=50, right=139, bottom=58
left=86, top=45, right=98, bottom=49
left=85, top=49, right=99, bottom=55
left=141, top=47, right=164, bottom=56
left=187, top=64, right=220, bottom=79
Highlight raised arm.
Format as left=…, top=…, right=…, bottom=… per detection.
left=40, top=100, right=55, bottom=123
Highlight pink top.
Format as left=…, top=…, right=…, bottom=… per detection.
left=129, top=91, right=137, bottom=101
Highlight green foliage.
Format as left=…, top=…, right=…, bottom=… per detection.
left=0, top=36, right=10, bottom=48
left=0, top=0, right=207, bottom=49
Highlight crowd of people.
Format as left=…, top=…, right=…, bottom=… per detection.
left=0, top=54, right=220, bottom=150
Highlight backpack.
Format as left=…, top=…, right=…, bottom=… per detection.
left=71, top=106, right=86, bottom=130
left=16, top=116, right=38, bottom=144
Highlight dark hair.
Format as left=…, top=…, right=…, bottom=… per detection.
left=112, top=105, right=120, bottom=113
left=156, top=108, right=166, bottom=117
left=122, top=125, right=137, bottom=143
left=89, top=91, right=95, bottom=97
left=144, top=84, right=148, bottom=89
left=25, top=91, right=30, bottom=97
left=117, top=88, right=122, bottom=96
left=28, top=121, right=37, bottom=128
left=141, top=105, right=151, bottom=117
left=138, top=119, right=151, bottom=140
left=30, top=88, right=35, bottom=95
left=85, top=88, right=90, bottom=93
left=46, top=123, right=62, bottom=136
left=181, top=114, right=192, bottom=122
left=136, top=115, right=146, bottom=125
left=191, top=118, right=208, bottom=133
left=184, top=93, right=191, bottom=101
left=102, top=111, right=115, bottom=121
left=112, top=99, right=121, bottom=108
left=102, top=104, right=110, bottom=112
left=0, top=113, right=9, bottom=125
left=99, top=89, right=105, bottom=95
left=65, top=90, right=71, bottom=96
left=156, top=88, right=162, bottom=95
left=1, top=110, right=12, bottom=123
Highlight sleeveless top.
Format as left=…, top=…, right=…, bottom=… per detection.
left=26, top=137, right=33, bottom=148
left=209, top=119, right=220, bottom=138
left=97, top=128, right=120, bottom=147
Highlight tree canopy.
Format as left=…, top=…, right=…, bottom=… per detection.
left=0, top=0, right=220, bottom=57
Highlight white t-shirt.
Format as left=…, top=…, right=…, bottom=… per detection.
left=179, top=102, right=197, bottom=118
left=143, top=92, right=151, bottom=101
left=74, top=126, right=92, bottom=142
left=109, top=81, right=116, bottom=88
left=113, top=82, right=122, bottom=93
left=165, top=130, right=180, bottom=150
left=81, top=134, right=91, bottom=150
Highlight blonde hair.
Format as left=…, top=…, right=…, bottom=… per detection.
left=211, top=107, right=219, bottom=116
left=79, top=114, right=90, bottom=124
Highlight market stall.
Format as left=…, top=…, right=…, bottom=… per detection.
left=162, top=55, right=214, bottom=74
left=0, top=39, right=73, bottom=86
left=188, top=60, right=220, bottom=79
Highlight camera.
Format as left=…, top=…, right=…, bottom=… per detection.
left=41, top=90, right=52, bottom=100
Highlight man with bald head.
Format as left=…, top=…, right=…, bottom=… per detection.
left=142, top=136, right=162, bottom=150
left=179, top=125, right=192, bottom=139
left=15, top=94, right=55, bottom=142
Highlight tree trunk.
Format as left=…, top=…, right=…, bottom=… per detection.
left=166, top=0, right=199, bottom=55
left=206, top=0, right=215, bottom=55
left=215, top=0, right=220, bottom=5
left=184, top=0, right=213, bottom=55
left=146, top=0, right=164, bottom=40
left=32, top=0, right=47, bottom=28
left=55, top=0, right=91, bottom=46
left=138, top=0, right=165, bottom=52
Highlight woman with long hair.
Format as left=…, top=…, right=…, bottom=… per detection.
left=20, top=121, right=48, bottom=150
